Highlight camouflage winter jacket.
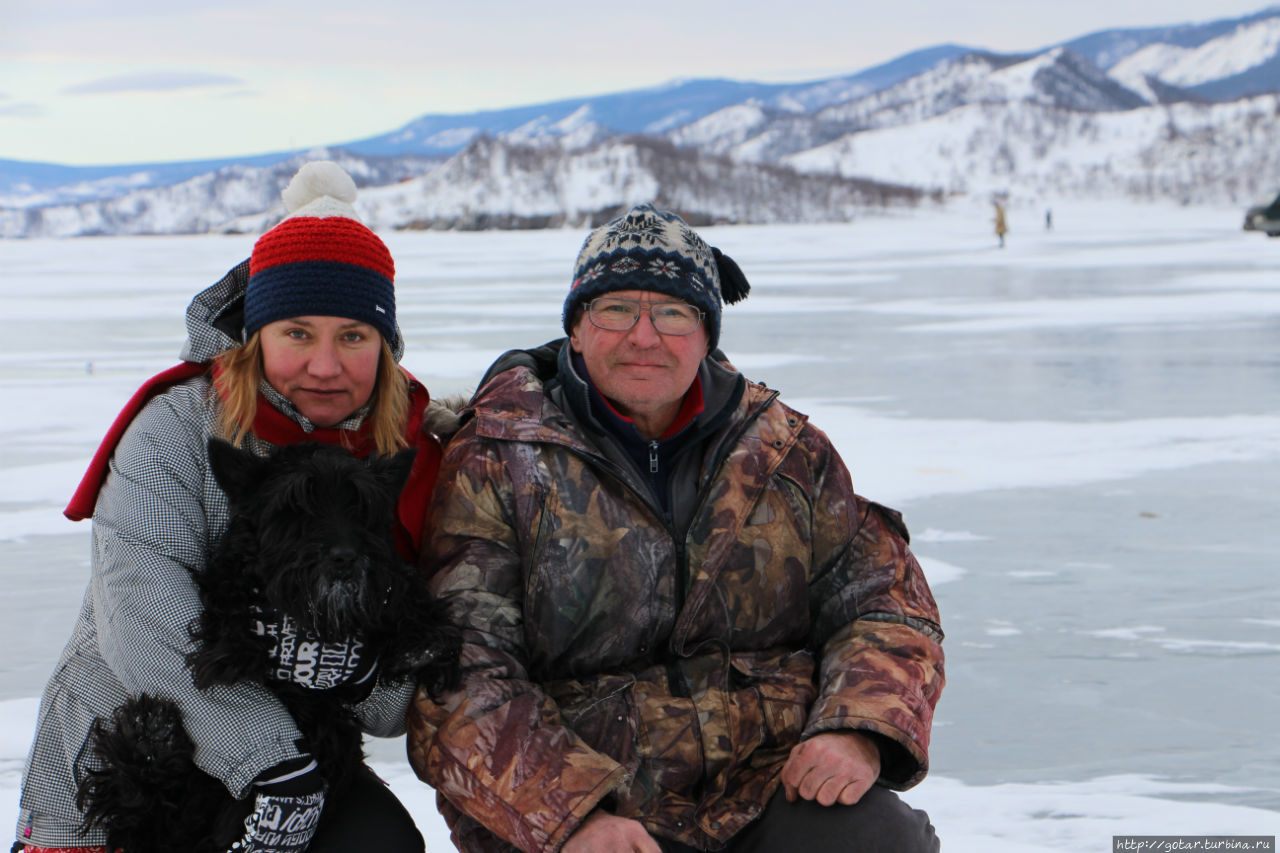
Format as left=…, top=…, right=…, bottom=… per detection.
left=406, top=341, right=944, bottom=852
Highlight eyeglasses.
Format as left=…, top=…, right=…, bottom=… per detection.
left=586, top=297, right=704, bottom=336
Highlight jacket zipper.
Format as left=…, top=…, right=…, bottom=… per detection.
left=670, top=388, right=782, bottom=654
left=495, top=387, right=784, bottom=657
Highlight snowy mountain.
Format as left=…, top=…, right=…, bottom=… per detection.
left=2, top=6, right=1279, bottom=237
left=3, top=136, right=927, bottom=238
left=671, top=48, right=1149, bottom=166
left=0, top=152, right=439, bottom=217
left=0, top=153, right=439, bottom=239
left=363, top=136, right=926, bottom=230
left=782, top=92, right=1280, bottom=203
left=1059, top=5, right=1280, bottom=69
left=661, top=44, right=1280, bottom=204
left=338, top=46, right=973, bottom=159
left=1109, top=14, right=1280, bottom=100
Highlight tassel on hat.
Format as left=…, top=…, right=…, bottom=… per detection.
left=244, top=161, right=399, bottom=353
left=712, top=247, right=750, bottom=305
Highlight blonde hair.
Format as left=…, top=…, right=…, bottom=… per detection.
left=214, top=332, right=409, bottom=456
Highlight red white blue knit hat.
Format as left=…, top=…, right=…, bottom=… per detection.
left=246, top=161, right=398, bottom=352
left=564, top=203, right=749, bottom=349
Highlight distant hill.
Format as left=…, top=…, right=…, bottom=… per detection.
left=3, top=7, right=1278, bottom=237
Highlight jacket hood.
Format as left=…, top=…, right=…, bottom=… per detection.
left=474, top=339, right=563, bottom=396
left=179, top=259, right=406, bottom=364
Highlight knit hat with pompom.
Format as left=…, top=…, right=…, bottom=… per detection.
left=563, top=203, right=749, bottom=350
left=245, top=161, right=398, bottom=351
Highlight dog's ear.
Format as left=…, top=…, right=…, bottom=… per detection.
left=370, top=447, right=418, bottom=495
left=206, top=437, right=268, bottom=502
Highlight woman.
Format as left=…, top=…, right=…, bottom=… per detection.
left=13, top=162, right=448, bottom=853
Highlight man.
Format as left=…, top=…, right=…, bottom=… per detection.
left=407, top=204, right=944, bottom=852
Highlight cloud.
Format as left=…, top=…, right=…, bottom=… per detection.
left=63, top=71, right=245, bottom=95
left=0, top=102, right=45, bottom=118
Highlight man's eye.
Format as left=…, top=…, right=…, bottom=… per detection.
left=601, top=303, right=635, bottom=315
left=654, top=306, right=692, bottom=319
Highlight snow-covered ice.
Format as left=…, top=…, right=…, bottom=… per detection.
left=1, top=200, right=1276, bottom=848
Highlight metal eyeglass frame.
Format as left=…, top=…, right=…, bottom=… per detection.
left=585, top=297, right=704, bottom=336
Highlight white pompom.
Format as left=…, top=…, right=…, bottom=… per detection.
left=281, top=161, right=358, bottom=214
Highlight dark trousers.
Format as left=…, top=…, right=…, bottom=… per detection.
left=11, top=769, right=422, bottom=853
left=12, top=763, right=422, bottom=850
left=309, top=766, right=425, bottom=852
left=661, top=786, right=939, bottom=853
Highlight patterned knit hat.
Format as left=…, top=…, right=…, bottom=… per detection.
left=245, top=161, right=398, bottom=352
left=563, top=204, right=750, bottom=349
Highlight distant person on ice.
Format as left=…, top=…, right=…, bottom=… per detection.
left=406, top=203, right=946, bottom=851
left=994, top=201, right=1008, bottom=248
left=12, top=162, right=451, bottom=853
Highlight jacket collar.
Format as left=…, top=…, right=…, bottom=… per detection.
left=468, top=339, right=804, bottom=471
left=65, top=362, right=434, bottom=526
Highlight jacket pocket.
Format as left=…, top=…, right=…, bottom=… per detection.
left=730, top=649, right=815, bottom=755
left=632, top=684, right=703, bottom=794
left=545, top=673, right=641, bottom=778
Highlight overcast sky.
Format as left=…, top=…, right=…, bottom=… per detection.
left=1, top=0, right=1272, bottom=166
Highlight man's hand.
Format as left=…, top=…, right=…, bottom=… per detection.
left=562, top=810, right=661, bottom=853
left=779, top=731, right=881, bottom=806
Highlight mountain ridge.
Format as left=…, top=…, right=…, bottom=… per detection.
left=3, top=6, right=1278, bottom=237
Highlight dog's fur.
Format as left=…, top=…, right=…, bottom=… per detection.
left=75, top=438, right=460, bottom=853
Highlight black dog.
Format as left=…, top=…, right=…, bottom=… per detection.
left=75, top=438, right=460, bottom=853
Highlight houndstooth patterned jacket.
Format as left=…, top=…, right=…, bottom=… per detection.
left=14, top=262, right=416, bottom=847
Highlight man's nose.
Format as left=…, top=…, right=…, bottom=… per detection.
left=625, top=310, right=662, bottom=345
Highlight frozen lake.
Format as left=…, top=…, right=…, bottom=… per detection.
left=2, top=199, right=1277, bottom=849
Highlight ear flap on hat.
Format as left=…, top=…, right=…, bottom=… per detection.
left=712, top=247, right=750, bottom=305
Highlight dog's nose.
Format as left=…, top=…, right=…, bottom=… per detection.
left=328, top=546, right=358, bottom=565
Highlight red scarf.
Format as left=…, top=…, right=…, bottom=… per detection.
left=64, top=363, right=440, bottom=558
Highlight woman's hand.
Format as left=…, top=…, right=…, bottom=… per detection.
left=255, top=609, right=377, bottom=695
left=224, top=758, right=326, bottom=853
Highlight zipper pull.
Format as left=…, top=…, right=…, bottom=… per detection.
left=649, top=440, right=660, bottom=474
